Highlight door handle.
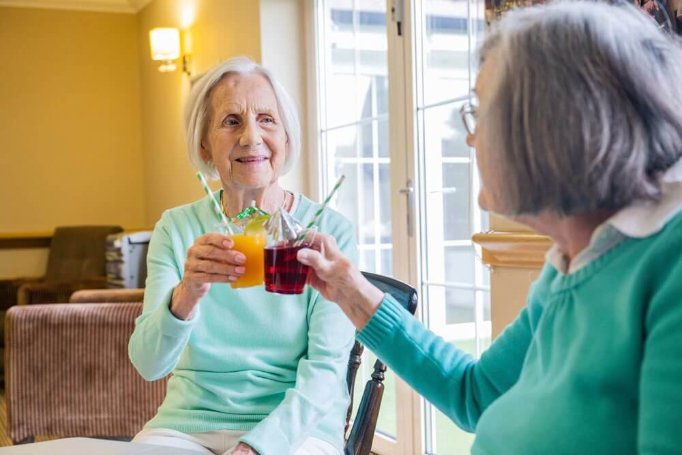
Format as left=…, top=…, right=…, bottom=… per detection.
left=399, top=179, right=414, bottom=237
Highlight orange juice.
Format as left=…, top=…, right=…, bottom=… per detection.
left=230, top=232, right=266, bottom=288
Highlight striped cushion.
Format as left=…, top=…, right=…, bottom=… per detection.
left=5, top=303, right=167, bottom=443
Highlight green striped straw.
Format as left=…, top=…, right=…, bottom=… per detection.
left=196, top=172, right=235, bottom=235
left=296, top=174, right=346, bottom=242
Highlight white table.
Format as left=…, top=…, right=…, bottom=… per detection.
left=0, top=437, right=203, bottom=454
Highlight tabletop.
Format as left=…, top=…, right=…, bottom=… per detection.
left=0, top=437, right=202, bottom=454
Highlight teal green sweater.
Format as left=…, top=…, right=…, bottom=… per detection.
left=128, top=193, right=356, bottom=455
left=359, top=211, right=682, bottom=454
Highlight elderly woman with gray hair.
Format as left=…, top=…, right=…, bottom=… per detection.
left=128, top=57, right=356, bottom=455
left=297, top=1, right=682, bottom=453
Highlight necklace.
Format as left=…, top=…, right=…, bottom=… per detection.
left=221, top=188, right=291, bottom=218
left=281, top=190, right=293, bottom=211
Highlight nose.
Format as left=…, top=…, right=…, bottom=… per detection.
left=239, top=119, right=262, bottom=147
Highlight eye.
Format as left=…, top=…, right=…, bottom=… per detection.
left=259, top=114, right=275, bottom=124
left=222, top=115, right=240, bottom=127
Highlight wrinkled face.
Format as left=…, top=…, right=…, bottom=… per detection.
left=201, top=72, right=288, bottom=191
left=466, top=52, right=503, bottom=213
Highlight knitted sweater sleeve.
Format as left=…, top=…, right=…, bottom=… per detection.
left=357, top=267, right=551, bottom=432
left=128, top=211, right=196, bottom=380
left=638, top=249, right=682, bottom=453
left=240, top=216, right=358, bottom=455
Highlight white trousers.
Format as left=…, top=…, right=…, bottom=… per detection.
left=132, top=427, right=340, bottom=455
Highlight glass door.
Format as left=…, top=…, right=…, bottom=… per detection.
left=314, top=1, right=408, bottom=452
left=312, top=0, right=489, bottom=452
left=411, top=0, right=489, bottom=452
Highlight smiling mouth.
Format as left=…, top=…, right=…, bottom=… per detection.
left=236, top=156, right=268, bottom=164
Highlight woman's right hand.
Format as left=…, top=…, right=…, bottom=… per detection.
left=229, top=442, right=259, bottom=455
left=170, top=233, right=246, bottom=320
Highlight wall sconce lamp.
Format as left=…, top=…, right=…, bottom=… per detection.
left=149, top=27, right=191, bottom=76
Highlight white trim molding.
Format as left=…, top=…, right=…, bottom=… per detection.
left=0, top=0, right=151, bottom=13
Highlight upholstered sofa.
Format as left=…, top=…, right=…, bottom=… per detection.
left=0, top=225, right=123, bottom=390
left=4, top=302, right=166, bottom=444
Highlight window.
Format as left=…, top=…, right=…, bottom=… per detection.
left=313, top=0, right=489, bottom=453
left=316, top=0, right=392, bottom=276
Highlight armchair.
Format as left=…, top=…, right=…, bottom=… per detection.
left=0, top=225, right=122, bottom=389
left=0, top=225, right=123, bottom=309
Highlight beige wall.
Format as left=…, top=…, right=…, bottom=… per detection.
left=136, top=0, right=264, bottom=224
left=0, top=1, right=309, bottom=279
left=135, top=0, right=308, bottom=225
left=0, top=7, right=145, bottom=232
left=259, top=0, right=308, bottom=196
left=0, top=6, right=145, bottom=277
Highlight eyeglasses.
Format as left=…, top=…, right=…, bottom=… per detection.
left=459, top=100, right=478, bottom=136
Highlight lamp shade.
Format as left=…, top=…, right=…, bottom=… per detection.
left=149, top=28, right=181, bottom=61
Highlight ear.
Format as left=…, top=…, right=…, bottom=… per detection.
left=199, top=141, right=211, bottom=162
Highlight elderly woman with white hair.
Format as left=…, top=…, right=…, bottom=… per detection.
left=297, top=1, right=682, bottom=453
left=129, top=57, right=356, bottom=455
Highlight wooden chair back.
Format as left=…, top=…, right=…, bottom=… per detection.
left=344, top=272, right=418, bottom=455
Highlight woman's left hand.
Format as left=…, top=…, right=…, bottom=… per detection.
left=230, top=442, right=259, bottom=455
left=297, top=232, right=384, bottom=329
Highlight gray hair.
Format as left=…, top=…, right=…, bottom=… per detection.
left=184, top=56, right=301, bottom=180
left=480, top=1, right=682, bottom=216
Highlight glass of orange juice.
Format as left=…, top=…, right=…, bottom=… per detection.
left=230, top=231, right=266, bottom=288
left=229, top=214, right=269, bottom=289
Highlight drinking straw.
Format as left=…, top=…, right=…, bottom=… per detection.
left=295, top=174, right=346, bottom=242
left=196, top=172, right=235, bottom=235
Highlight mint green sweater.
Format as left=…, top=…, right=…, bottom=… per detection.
left=359, top=212, right=682, bottom=454
left=128, top=194, right=356, bottom=455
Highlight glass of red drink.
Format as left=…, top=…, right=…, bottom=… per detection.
left=264, top=240, right=311, bottom=295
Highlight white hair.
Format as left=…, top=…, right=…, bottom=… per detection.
left=184, top=56, right=301, bottom=180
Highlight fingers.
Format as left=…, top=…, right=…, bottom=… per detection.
left=184, top=233, right=246, bottom=284
left=189, top=234, right=244, bottom=264
left=184, top=269, right=237, bottom=283
left=230, top=442, right=258, bottom=455
left=298, top=233, right=350, bottom=275
left=297, top=233, right=358, bottom=305
left=304, top=268, right=329, bottom=296
left=201, top=232, right=234, bottom=248
left=184, top=257, right=245, bottom=283
left=304, top=232, right=330, bottom=254
left=298, top=232, right=341, bottom=260
left=296, top=247, right=323, bottom=268
left=297, top=247, right=339, bottom=283
left=187, top=247, right=246, bottom=266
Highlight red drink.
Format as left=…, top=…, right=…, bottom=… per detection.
left=264, top=243, right=310, bottom=294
